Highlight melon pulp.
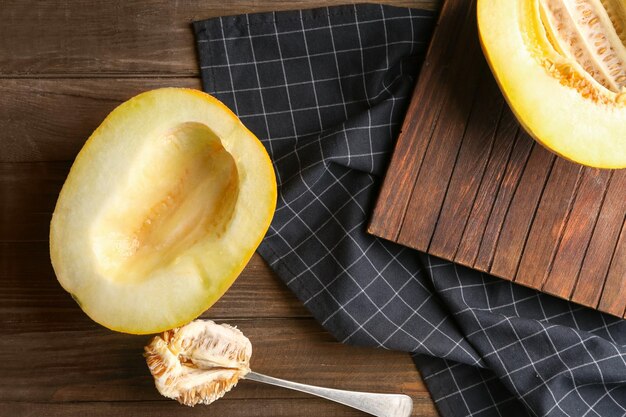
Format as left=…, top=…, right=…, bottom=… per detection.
left=50, top=88, right=277, bottom=334
left=478, top=0, right=626, bottom=169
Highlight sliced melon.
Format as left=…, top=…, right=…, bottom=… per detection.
left=50, top=88, right=276, bottom=334
left=478, top=0, right=626, bottom=168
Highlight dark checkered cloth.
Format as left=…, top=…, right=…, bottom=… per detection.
left=193, top=4, right=626, bottom=416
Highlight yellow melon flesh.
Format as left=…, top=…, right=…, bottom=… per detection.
left=50, top=88, right=277, bottom=334
left=478, top=0, right=626, bottom=169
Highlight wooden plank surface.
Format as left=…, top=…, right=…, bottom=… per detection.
left=0, top=78, right=200, bottom=163
left=0, top=1, right=442, bottom=416
left=597, top=221, right=626, bottom=317
left=472, top=128, right=535, bottom=272
left=368, top=0, right=469, bottom=241
left=397, top=0, right=483, bottom=250
left=571, top=172, right=626, bottom=308
left=0, top=319, right=425, bottom=402
left=454, top=108, right=519, bottom=266
left=428, top=68, right=504, bottom=257
left=0, top=0, right=438, bottom=76
left=514, top=158, right=582, bottom=288
left=1, top=399, right=438, bottom=417
left=542, top=169, right=613, bottom=298
left=368, top=0, right=626, bottom=318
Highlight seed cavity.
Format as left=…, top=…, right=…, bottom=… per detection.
left=533, top=0, right=626, bottom=104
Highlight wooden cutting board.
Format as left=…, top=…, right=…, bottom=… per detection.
left=368, top=0, right=626, bottom=318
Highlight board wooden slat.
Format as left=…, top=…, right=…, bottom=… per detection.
left=598, top=221, right=626, bottom=317
left=368, top=0, right=472, bottom=241
left=369, top=0, right=626, bottom=318
left=489, top=144, right=556, bottom=279
left=514, top=158, right=582, bottom=288
left=571, top=172, right=626, bottom=307
left=428, top=69, right=504, bottom=257
left=454, top=108, right=519, bottom=266
left=472, top=129, right=535, bottom=272
left=542, top=169, right=612, bottom=298
left=396, top=0, right=483, bottom=250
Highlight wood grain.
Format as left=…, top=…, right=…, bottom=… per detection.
left=542, top=169, right=612, bottom=298
left=368, top=0, right=471, bottom=240
left=0, top=79, right=199, bottom=163
left=472, top=131, right=534, bottom=272
left=571, top=172, right=626, bottom=308
left=1, top=397, right=439, bottom=417
left=514, top=158, right=582, bottom=288
left=1, top=0, right=442, bottom=416
left=0, top=320, right=427, bottom=402
left=487, top=143, right=556, bottom=279
left=428, top=69, right=503, bottom=258
left=397, top=0, right=483, bottom=251
left=597, top=220, right=626, bottom=317
left=454, top=108, right=519, bottom=266
left=368, top=0, right=626, bottom=318
left=1, top=162, right=68, bottom=241
left=0, top=242, right=309, bottom=323
left=0, top=0, right=438, bottom=77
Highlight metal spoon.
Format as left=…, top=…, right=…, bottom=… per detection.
left=245, top=371, right=413, bottom=417
left=145, top=321, right=412, bottom=415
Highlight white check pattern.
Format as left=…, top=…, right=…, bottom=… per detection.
left=194, top=4, right=626, bottom=417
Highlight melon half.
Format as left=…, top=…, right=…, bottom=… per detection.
left=50, top=88, right=276, bottom=334
left=478, top=0, right=626, bottom=169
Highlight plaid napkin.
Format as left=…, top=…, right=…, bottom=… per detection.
left=193, top=4, right=626, bottom=416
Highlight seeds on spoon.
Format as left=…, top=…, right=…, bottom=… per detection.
left=144, top=320, right=252, bottom=406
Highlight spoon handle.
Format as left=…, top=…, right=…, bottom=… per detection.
left=245, top=371, right=413, bottom=417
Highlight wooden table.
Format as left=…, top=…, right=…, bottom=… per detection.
left=1, top=1, right=440, bottom=416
